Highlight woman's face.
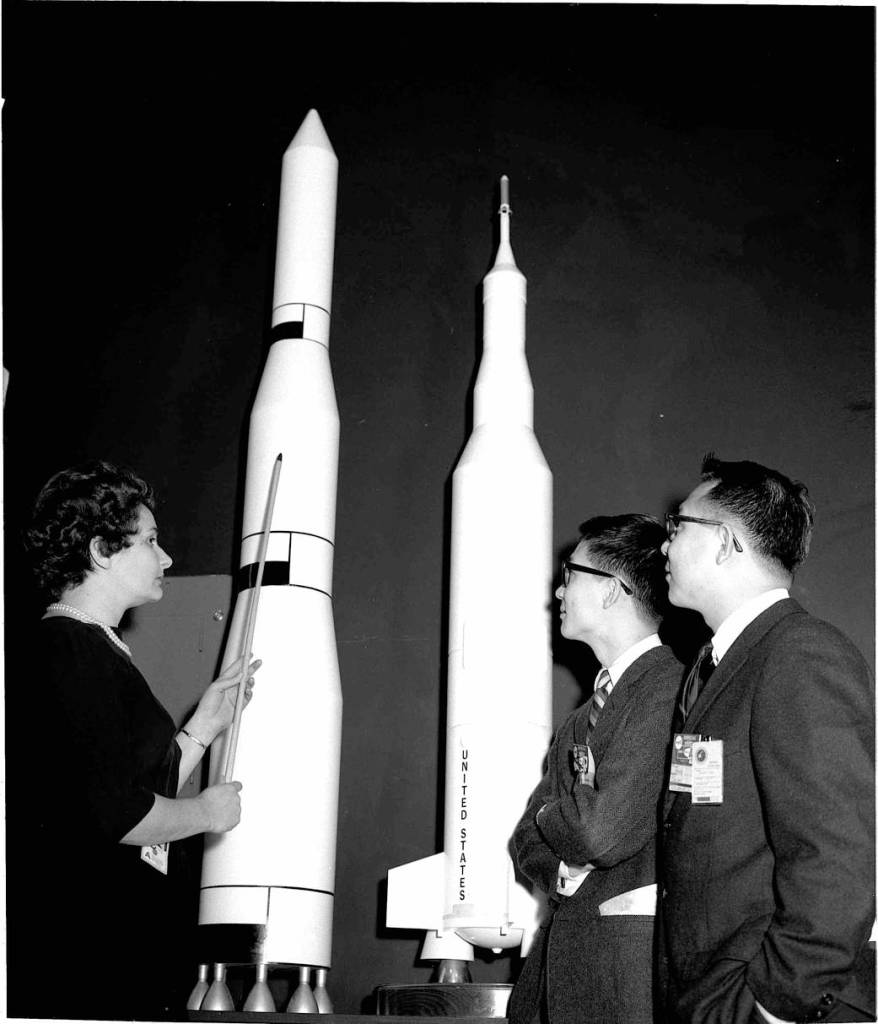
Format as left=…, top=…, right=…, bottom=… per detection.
left=105, top=504, right=173, bottom=609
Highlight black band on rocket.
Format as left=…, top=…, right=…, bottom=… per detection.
left=268, top=321, right=305, bottom=342
left=237, top=561, right=332, bottom=598
left=238, top=561, right=290, bottom=590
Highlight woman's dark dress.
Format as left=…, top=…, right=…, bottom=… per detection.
left=7, top=616, right=196, bottom=1019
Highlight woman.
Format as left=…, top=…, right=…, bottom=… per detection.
left=9, top=461, right=259, bottom=1019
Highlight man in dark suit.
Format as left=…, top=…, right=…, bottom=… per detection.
left=508, top=514, right=684, bottom=1024
left=659, top=455, right=875, bottom=1024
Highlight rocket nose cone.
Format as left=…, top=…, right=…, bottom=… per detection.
left=287, top=109, right=336, bottom=157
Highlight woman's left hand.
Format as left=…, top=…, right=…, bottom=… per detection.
left=188, top=655, right=261, bottom=744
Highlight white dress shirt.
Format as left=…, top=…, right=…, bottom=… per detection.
left=711, top=588, right=789, bottom=666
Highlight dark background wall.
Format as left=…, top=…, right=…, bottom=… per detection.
left=3, top=1, right=874, bottom=1015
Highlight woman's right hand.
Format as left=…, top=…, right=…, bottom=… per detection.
left=199, top=781, right=243, bottom=833
left=188, top=656, right=261, bottom=745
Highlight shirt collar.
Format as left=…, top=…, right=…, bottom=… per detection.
left=601, top=633, right=662, bottom=692
left=711, top=589, right=789, bottom=664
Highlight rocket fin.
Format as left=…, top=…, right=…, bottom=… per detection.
left=386, top=853, right=445, bottom=930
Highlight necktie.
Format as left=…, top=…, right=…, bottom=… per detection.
left=680, top=640, right=714, bottom=719
left=587, top=668, right=612, bottom=736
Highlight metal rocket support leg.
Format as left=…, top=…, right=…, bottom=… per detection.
left=186, top=963, right=209, bottom=1011
left=201, top=963, right=234, bottom=1011
left=287, top=966, right=319, bottom=1013
left=313, top=967, right=334, bottom=1013
left=243, top=963, right=276, bottom=1011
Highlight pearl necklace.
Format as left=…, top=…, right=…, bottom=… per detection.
left=46, top=602, right=132, bottom=658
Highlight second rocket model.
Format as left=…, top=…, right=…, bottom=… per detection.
left=386, top=178, right=553, bottom=961
left=196, top=110, right=342, bottom=986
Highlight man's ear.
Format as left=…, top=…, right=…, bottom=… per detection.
left=89, top=536, right=111, bottom=570
left=715, top=524, right=737, bottom=565
left=602, top=578, right=621, bottom=609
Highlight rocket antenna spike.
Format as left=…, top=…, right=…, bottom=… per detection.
left=222, top=453, right=283, bottom=782
left=499, top=174, right=511, bottom=212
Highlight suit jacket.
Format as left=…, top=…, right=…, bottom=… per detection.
left=659, top=599, right=875, bottom=1024
left=509, top=644, right=684, bottom=1024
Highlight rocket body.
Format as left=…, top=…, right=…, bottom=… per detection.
left=198, top=109, right=342, bottom=969
left=387, top=181, right=553, bottom=957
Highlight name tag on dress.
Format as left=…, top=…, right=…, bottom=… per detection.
left=141, top=842, right=169, bottom=874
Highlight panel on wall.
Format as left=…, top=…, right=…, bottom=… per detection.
left=123, top=574, right=234, bottom=797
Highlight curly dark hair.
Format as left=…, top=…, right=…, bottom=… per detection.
left=25, top=461, right=155, bottom=600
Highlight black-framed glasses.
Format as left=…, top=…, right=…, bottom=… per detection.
left=562, top=560, right=633, bottom=595
left=665, top=513, right=743, bottom=553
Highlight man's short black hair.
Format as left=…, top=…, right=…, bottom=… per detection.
left=699, top=453, right=815, bottom=575
left=578, top=513, right=668, bottom=623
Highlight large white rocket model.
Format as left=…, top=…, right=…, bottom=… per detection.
left=386, top=178, right=553, bottom=963
left=195, top=109, right=342, bottom=1011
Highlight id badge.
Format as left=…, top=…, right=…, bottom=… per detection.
left=141, top=842, right=169, bottom=874
left=691, top=740, right=723, bottom=804
left=669, top=733, right=699, bottom=793
left=572, top=743, right=595, bottom=787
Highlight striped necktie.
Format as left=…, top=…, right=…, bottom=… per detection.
left=587, top=668, right=612, bottom=736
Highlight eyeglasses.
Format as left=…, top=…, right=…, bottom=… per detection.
left=562, top=560, right=633, bottom=595
left=665, top=513, right=743, bottom=553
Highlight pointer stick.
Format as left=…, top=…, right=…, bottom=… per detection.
left=222, top=454, right=283, bottom=782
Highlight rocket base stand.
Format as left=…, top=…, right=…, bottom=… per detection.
left=375, top=983, right=512, bottom=1018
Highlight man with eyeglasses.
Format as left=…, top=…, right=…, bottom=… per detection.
left=508, top=514, right=683, bottom=1024
left=659, top=455, right=874, bottom=1024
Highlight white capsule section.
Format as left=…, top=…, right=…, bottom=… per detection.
left=199, top=109, right=342, bottom=971
left=387, top=179, right=553, bottom=958
left=273, top=109, right=338, bottom=322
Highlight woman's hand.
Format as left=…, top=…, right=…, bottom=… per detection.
left=198, top=781, right=244, bottom=833
left=187, top=655, right=261, bottom=746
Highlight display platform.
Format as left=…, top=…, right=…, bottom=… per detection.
left=189, top=1016, right=362, bottom=1023
left=376, top=983, right=512, bottom=1017
left=189, top=1015, right=508, bottom=1023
